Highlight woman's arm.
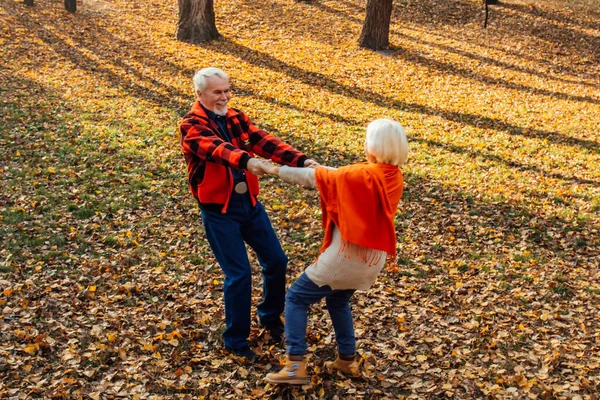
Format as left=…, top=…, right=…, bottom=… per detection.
left=279, top=166, right=316, bottom=188
left=262, top=163, right=335, bottom=189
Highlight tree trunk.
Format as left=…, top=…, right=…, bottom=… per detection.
left=24, top=0, right=34, bottom=6
left=64, top=0, right=76, bottom=13
left=177, top=0, right=220, bottom=44
left=359, top=0, right=393, bottom=50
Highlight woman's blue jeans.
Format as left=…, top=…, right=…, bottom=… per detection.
left=201, top=192, right=287, bottom=350
left=285, top=272, right=356, bottom=356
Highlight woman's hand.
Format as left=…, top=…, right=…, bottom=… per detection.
left=260, top=161, right=281, bottom=176
left=247, top=158, right=267, bottom=176
left=303, top=159, right=320, bottom=168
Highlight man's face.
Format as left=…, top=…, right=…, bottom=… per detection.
left=198, top=75, right=231, bottom=116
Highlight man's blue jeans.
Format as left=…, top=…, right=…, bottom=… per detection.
left=201, top=192, right=287, bottom=350
left=285, top=272, right=357, bottom=356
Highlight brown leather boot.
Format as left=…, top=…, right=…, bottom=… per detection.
left=325, top=356, right=360, bottom=377
left=265, top=356, right=308, bottom=385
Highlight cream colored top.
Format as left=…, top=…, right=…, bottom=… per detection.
left=279, top=166, right=387, bottom=290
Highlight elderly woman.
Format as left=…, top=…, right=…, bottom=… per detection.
left=262, top=119, right=409, bottom=385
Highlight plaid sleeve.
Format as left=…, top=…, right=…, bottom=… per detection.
left=238, top=112, right=308, bottom=167
left=180, top=119, right=250, bottom=169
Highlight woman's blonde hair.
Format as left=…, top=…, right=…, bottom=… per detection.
left=365, top=119, right=409, bottom=166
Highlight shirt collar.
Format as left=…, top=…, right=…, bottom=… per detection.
left=200, top=103, right=226, bottom=122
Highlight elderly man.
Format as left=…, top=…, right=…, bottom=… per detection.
left=179, top=67, right=317, bottom=362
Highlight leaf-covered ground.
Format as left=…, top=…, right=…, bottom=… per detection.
left=1, top=0, right=599, bottom=398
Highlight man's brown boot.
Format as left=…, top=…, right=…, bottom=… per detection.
left=325, top=356, right=360, bottom=377
left=265, top=356, right=308, bottom=385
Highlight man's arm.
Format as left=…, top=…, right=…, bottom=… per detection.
left=237, top=111, right=317, bottom=167
left=180, top=119, right=252, bottom=170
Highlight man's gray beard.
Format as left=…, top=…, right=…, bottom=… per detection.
left=214, top=107, right=228, bottom=116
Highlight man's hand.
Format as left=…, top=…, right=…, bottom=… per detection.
left=303, top=159, right=320, bottom=168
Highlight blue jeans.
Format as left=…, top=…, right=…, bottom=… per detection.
left=285, top=272, right=356, bottom=356
left=201, top=192, right=287, bottom=350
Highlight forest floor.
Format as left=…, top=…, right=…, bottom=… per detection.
left=1, top=0, right=599, bottom=398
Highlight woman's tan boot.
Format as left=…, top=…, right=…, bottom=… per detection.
left=325, top=356, right=360, bottom=377
left=265, top=356, right=309, bottom=385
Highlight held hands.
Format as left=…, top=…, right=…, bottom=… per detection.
left=247, top=158, right=319, bottom=176
left=303, top=159, right=320, bottom=168
left=260, top=161, right=280, bottom=176
left=247, top=158, right=280, bottom=176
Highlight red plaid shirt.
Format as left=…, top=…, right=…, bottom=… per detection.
left=179, top=101, right=308, bottom=213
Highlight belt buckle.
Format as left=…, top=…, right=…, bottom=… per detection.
left=234, top=182, right=248, bottom=194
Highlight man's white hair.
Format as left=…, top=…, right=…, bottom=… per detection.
left=193, top=67, right=229, bottom=93
left=365, top=119, right=409, bottom=166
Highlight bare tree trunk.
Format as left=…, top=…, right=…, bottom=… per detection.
left=24, top=0, right=34, bottom=6
left=177, top=0, right=220, bottom=44
left=64, top=0, right=76, bottom=13
left=359, top=0, right=393, bottom=50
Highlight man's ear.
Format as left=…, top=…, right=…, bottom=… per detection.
left=196, top=90, right=203, bottom=99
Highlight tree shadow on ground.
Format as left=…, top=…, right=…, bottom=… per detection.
left=500, top=1, right=600, bottom=37
left=325, top=0, right=600, bottom=82
left=198, top=38, right=599, bottom=152
left=311, top=0, right=599, bottom=89
left=227, top=35, right=598, bottom=141
left=388, top=45, right=598, bottom=105
left=384, top=0, right=600, bottom=62
left=0, top=74, right=190, bottom=262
